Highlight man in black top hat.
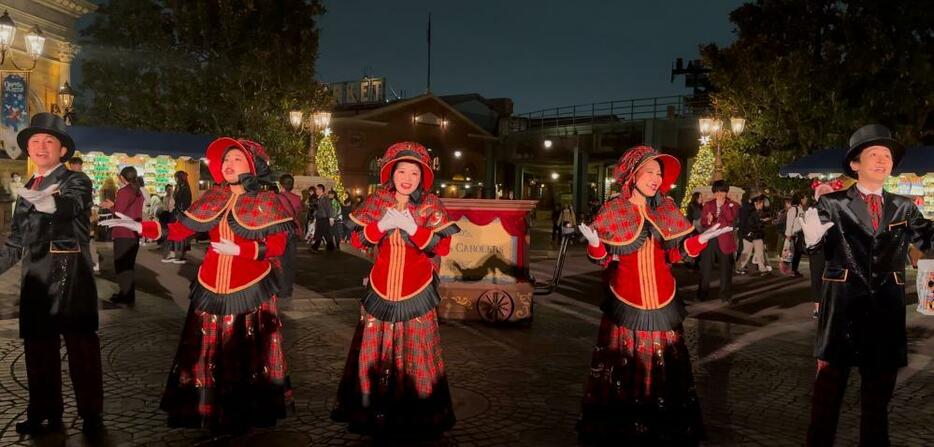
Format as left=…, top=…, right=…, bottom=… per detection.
left=0, top=113, right=104, bottom=435
left=799, top=124, right=934, bottom=446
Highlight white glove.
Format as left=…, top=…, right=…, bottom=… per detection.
left=16, top=183, right=60, bottom=214
left=211, top=238, right=241, bottom=256
left=396, top=209, right=418, bottom=236
left=98, top=211, right=143, bottom=233
left=798, top=208, right=834, bottom=248
left=698, top=223, right=734, bottom=244
left=578, top=223, right=600, bottom=247
left=377, top=209, right=399, bottom=233
left=329, top=218, right=335, bottom=225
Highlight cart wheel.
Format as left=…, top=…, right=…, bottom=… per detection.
left=477, top=289, right=515, bottom=323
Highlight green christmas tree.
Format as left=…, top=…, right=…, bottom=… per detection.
left=316, top=133, right=346, bottom=199
left=681, top=142, right=716, bottom=211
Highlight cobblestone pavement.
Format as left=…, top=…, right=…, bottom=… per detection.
left=0, top=239, right=930, bottom=446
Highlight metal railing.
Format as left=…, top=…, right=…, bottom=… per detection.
left=508, top=95, right=704, bottom=134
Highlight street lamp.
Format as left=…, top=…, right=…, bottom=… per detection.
left=543, top=139, right=553, bottom=149
left=699, top=115, right=745, bottom=182
left=289, top=108, right=332, bottom=175
left=52, top=81, right=76, bottom=124
left=0, top=11, right=45, bottom=71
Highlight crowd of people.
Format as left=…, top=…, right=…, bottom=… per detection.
left=0, top=112, right=931, bottom=447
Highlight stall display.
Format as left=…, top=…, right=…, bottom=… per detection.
left=885, top=174, right=934, bottom=218
left=75, top=152, right=183, bottom=202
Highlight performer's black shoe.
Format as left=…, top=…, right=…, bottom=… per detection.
left=47, top=416, right=65, bottom=432
left=82, top=415, right=104, bottom=435
left=14, top=418, right=44, bottom=434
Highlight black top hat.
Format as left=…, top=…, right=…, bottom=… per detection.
left=711, top=179, right=730, bottom=193
left=16, top=112, right=76, bottom=162
left=843, top=124, right=904, bottom=179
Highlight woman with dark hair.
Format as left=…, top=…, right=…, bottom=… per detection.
left=576, top=146, right=732, bottom=444
left=101, top=166, right=144, bottom=304
left=332, top=141, right=460, bottom=437
left=102, top=138, right=294, bottom=436
left=784, top=192, right=807, bottom=277
left=164, top=170, right=192, bottom=264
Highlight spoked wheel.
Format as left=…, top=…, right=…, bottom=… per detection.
left=476, top=289, right=515, bottom=323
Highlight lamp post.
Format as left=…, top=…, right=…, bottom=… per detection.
left=289, top=109, right=332, bottom=175
left=53, top=81, right=76, bottom=124
left=0, top=11, right=46, bottom=71
left=698, top=116, right=745, bottom=182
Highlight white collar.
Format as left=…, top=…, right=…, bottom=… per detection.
left=855, top=183, right=884, bottom=196
left=34, top=163, right=63, bottom=177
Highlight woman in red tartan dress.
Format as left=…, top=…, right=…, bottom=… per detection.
left=102, top=138, right=294, bottom=435
left=331, top=142, right=460, bottom=437
left=576, top=146, right=733, bottom=445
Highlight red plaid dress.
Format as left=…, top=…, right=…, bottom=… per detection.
left=332, top=188, right=456, bottom=436
left=146, top=187, right=293, bottom=432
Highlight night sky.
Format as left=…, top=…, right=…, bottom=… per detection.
left=316, top=0, right=745, bottom=113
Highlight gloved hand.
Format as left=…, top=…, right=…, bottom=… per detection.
left=396, top=209, right=418, bottom=236
left=798, top=208, right=834, bottom=247
left=578, top=223, right=600, bottom=247
left=16, top=183, right=60, bottom=214
left=377, top=209, right=400, bottom=233
left=329, top=218, right=335, bottom=225
left=210, top=238, right=241, bottom=256
left=98, top=211, right=142, bottom=233
left=698, top=223, right=734, bottom=244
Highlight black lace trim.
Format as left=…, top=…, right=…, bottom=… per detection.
left=604, top=227, right=693, bottom=256
left=345, top=221, right=461, bottom=250
left=177, top=212, right=219, bottom=232
left=188, top=273, right=279, bottom=315
left=361, top=277, right=441, bottom=322
left=227, top=214, right=295, bottom=239
left=600, top=291, right=687, bottom=331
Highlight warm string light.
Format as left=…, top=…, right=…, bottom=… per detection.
left=315, top=134, right=346, bottom=199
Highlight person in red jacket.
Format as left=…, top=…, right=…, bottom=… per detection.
left=576, top=146, right=732, bottom=445
left=100, top=166, right=144, bottom=304
left=331, top=141, right=460, bottom=438
left=102, top=137, right=293, bottom=437
left=698, top=179, right=740, bottom=303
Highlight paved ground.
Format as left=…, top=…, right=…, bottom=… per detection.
left=0, top=231, right=931, bottom=446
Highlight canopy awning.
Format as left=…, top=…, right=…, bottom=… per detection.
left=68, top=125, right=216, bottom=159
left=780, top=146, right=934, bottom=178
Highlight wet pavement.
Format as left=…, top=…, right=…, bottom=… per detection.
left=0, top=235, right=930, bottom=446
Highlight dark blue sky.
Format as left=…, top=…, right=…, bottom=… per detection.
left=316, top=0, right=744, bottom=113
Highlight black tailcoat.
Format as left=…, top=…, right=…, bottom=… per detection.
left=0, top=165, right=99, bottom=338
left=814, top=186, right=934, bottom=369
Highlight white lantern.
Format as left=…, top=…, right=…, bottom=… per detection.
left=0, top=11, right=16, bottom=51
left=24, top=25, right=44, bottom=59
left=731, top=117, right=746, bottom=136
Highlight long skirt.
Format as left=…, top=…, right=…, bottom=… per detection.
left=331, top=308, right=455, bottom=436
left=577, top=316, right=704, bottom=445
left=161, top=298, right=292, bottom=431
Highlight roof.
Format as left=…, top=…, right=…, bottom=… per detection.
left=779, top=146, right=934, bottom=178
left=68, top=125, right=216, bottom=159
left=333, top=94, right=497, bottom=139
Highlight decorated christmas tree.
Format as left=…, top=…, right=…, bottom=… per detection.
left=315, top=132, right=346, bottom=199
left=681, top=142, right=716, bottom=211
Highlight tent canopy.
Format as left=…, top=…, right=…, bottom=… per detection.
left=67, top=125, right=216, bottom=159
left=780, top=146, right=934, bottom=178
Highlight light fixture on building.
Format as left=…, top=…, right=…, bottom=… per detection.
left=551, top=172, right=559, bottom=180
left=0, top=11, right=45, bottom=71
left=52, top=81, right=76, bottom=124
left=440, top=183, right=447, bottom=188
left=543, top=139, right=553, bottom=149
left=454, top=150, right=462, bottom=158
left=465, top=184, right=471, bottom=189
left=465, top=176, right=471, bottom=181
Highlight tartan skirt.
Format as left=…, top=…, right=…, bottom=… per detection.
left=577, top=315, right=704, bottom=445
left=331, top=307, right=455, bottom=436
left=161, top=297, right=292, bottom=431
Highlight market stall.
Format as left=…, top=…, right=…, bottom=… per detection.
left=437, top=198, right=538, bottom=323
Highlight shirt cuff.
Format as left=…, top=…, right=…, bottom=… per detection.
left=364, top=222, right=385, bottom=245
left=587, top=243, right=607, bottom=260
left=684, top=235, right=706, bottom=258
left=237, top=241, right=261, bottom=260
left=140, top=221, right=162, bottom=240
left=409, top=226, right=433, bottom=250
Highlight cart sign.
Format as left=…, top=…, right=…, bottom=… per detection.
left=440, top=217, right=518, bottom=283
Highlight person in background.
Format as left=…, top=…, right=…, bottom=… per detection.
left=163, top=171, right=192, bottom=264
left=328, top=189, right=341, bottom=248
left=157, top=184, right=175, bottom=247
left=340, top=197, right=353, bottom=242
left=304, top=186, right=318, bottom=243
left=100, top=167, right=144, bottom=304
left=736, top=195, right=772, bottom=276
left=311, top=184, right=334, bottom=251
left=136, top=177, right=152, bottom=245
left=66, top=157, right=100, bottom=273
left=686, top=191, right=703, bottom=231
left=808, top=180, right=841, bottom=318
left=784, top=193, right=807, bottom=278
left=276, top=174, right=303, bottom=299
left=698, top=180, right=739, bottom=303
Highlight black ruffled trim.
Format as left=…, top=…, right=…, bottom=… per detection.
left=361, top=277, right=441, bottom=322
left=600, top=290, right=687, bottom=331
left=189, top=273, right=279, bottom=315
left=604, top=226, right=694, bottom=256
left=177, top=213, right=220, bottom=232
left=227, top=214, right=294, bottom=239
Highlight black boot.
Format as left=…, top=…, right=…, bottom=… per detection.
left=82, top=414, right=104, bottom=435
left=14, top=418, right=44, bottom=435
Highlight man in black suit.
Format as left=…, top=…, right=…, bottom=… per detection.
left=800, top=124, right=934, bottom=446
left=0, top=113, right=103, bottom=435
